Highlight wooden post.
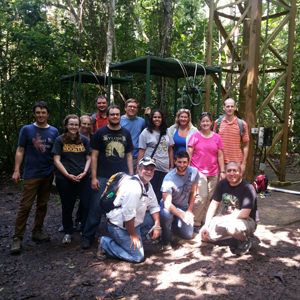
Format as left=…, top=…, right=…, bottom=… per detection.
left=245, top=0, right=262, bottom=182
left=279, top=0, right=296, bottom=182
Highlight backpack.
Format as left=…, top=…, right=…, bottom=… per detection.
left=100, top=172, right=146, bottom=213
left=215, top=114, right=244, bottom=137
left=253, top=175, right=268, bottom=193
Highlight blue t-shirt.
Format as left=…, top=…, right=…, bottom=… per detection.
left=120, top=116, right=145, bottom=158
left=18, top=124, right=59, bottom=179
left=161, top=166, right=200, bottom=208
left=51, top=134, right=91, bottom=178
left=173, top=127, right=187, bottom=153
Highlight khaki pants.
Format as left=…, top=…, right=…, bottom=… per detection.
left=193, top=172, right=219, bottom=226
left=13, top=173, right=54, bottom=238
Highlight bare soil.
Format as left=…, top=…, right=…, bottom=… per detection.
left=0, top=172, right=300, bottom=300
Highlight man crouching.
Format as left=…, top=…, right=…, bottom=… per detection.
left=200, top=161, right=259, bottom=255
left=97, top=157, right=161, bottom=263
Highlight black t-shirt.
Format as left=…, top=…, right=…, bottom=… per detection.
left=52, top=134, right=91, bottom=178
left=91, top=126, right=133, bottom=178
left=212, top=179, right=259, bottom=223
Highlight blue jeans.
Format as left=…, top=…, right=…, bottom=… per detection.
left=56, top=176, right=92, bottom=235
left=160, top=201, right=194, bottom=244
left=101, top=211, right=154, bottom=263
left=82, top=176, right=108, bottom=241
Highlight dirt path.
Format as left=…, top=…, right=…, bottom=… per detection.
left=1, top=177, right=300, bottom=300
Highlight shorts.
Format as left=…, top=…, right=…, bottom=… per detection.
left=206, top=215, right=256, bottom=242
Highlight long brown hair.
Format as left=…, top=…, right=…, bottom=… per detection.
left=61, top=114, right=82, bottom=144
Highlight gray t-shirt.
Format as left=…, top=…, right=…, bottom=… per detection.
left=138, top=128, right=174, bottom=172
left=161, top=166, right=200, bottom=208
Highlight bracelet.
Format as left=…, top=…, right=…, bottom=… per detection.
left=220, top=171, right=225, bottom=173
left=152, top=225, right=162, bottom=231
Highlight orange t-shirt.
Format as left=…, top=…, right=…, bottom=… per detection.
left=93, top=112, right=108, bottom=133
left=213, top=116, right=249, bottom=164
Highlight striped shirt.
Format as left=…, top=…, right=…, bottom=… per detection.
left=213, top=116, right=249, bottom=164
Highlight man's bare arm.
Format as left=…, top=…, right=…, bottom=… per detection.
left=12, top=146, right=25, bottom=183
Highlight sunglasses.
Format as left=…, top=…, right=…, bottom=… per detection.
left=201, top=112, right=211, bottom=116
left=179, top=109, right=190, bottom=113
left=140, top=157, right=156, bottom=164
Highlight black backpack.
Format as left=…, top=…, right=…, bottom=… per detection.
left=100, top=172, right=146, bottom=213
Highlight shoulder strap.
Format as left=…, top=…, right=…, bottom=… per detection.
left=215, top=115, right=225, bottom=134
left=131, top=176, right=148, bottom=198
left=237, top=118, right=244, bottom=138
left=151, top=133, right=162, bottom=158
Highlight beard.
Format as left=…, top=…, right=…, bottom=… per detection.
left=176, top=165, right=188, bottom=173
left=139, top=173, right=153, bottom=182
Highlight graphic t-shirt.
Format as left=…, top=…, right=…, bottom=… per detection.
left=18, top=124, right=59, bottom=179
left=138, top=129, right=174, bottom=172
left=212, top=179, right=259, bottom=222
left=52, top=134, right=91, bottom=178
left=91, top=126, right=133, bottom=178
left=188, top=131, right=223, bottom=176
left=160, top=166, right=200, bottom=208
left=120, top=115, right=145, bottom=158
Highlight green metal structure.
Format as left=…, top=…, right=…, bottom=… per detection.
left=59, top=72, right=133, bottom=132
left=108, top=55, right=222, bottom=123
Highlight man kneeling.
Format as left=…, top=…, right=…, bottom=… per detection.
left=200, top=162, right=259, bottom=255
left=98, top=157, right=161, bottom=263
left=160, top=150, right=200, bottom=250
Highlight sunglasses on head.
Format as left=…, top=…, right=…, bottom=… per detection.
left=201, top=112, right=211, bottom=116
left=179, top=108, right=190, bottom=113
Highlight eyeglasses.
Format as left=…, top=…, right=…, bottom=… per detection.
left=109, top=113, right=120, bottom=117
left=179, top=109, right=190, bottom=113
left=201, top=112, right=211, bottom=116
left=127, top=105, right=138, bottom=109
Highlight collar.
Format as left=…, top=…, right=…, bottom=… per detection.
left=96, top=111, right=107, bottom=119
left=224, top=115, right=237, bottom=124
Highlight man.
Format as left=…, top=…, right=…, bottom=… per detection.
left=213, top=98, right=249, bottom=173
left=11, top=101, right=59, bottom=254
left=120, top=98, right=145, bottom=172
left=160, top=150, right=200, bottom=250
left=81, top=105, right=134, bottom=249
left=200, top=162, right=259, bottom=256
left=91, top=95, right=109, bottom=133
left=97, top=157, right=161, bottom=263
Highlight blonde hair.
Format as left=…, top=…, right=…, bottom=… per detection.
left=79, top=115, right=92, bottom=135
left=175, top=109, right=192, bottom=131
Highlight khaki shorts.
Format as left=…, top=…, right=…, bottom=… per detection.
left=206, top=215, right=256, bottom=242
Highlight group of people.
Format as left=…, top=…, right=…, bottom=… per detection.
left=10, top=97, right=259, bottom=265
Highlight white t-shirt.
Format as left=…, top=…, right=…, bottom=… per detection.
left=139, top=129, right=174, bottom=172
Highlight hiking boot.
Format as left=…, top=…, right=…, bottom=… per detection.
left=235, top=239, right=252, bottom=256
left=62, top=234, right=73, bottom=244
left=32, top=231, right=50, bottom=243
left=162, top=242, right=172, bottom=251
left=96, top=237, right=107, bottom=260
left=81, top=239, right=91, bottom=249
left=11, top=237, right=22, bottom=254
left=74, top=221, right=82, bottom=231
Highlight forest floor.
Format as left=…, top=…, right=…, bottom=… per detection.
left=1, top=157, right=300, bottom=300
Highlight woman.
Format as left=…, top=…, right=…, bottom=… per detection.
left=168, top=109, right=198, bottom=154
left=137, top=109, right=174, bottom=202
left=79, top=115, right=93, bottom=141
left=188, top=112, right=225, bottom=231
left=52, top=114, right=92, bottom=244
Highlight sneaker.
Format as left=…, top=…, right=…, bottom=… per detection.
left=10, top=237, right=22, bottom=254
left=58, top=225, right=64, bottom=232
left=32, top=231, right=50, bottom=243
left=81, top=239, right=91, bottom=249
left=62, top=234, right=73, bottom=244
left=162, top=242, right=172, bottom=251
left=235, top=239, right=252, bottom=256
left=96, top=237, right=107, bottom=260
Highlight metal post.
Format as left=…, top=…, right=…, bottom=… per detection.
left=69, top=78, right=72, bottom=114
left=108, top=66, right=111, bottom=102
left=59, top=79, right=63, bottom=133
left=217, top=69, right=222, bottom=117
left=78, top=73, right=82, bottom=117
left=145, top=56, right=151, bottom=123
left=174, top=79, right=178, bottom=121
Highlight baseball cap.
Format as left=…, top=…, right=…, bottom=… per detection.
left=139, top=156, right=156, bottom=167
